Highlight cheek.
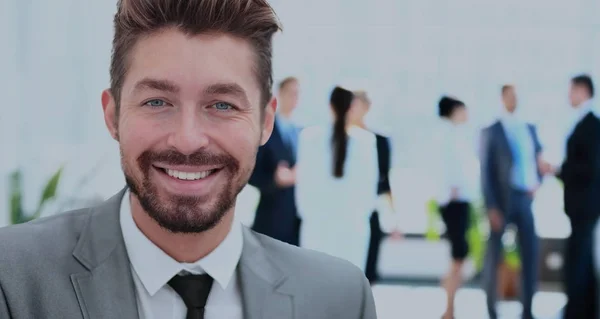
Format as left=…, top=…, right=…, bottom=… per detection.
left=217, top=122, right=261, bottom=162
left=119, top=114, right=164, bottom=159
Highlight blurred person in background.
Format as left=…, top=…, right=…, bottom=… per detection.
left=480, top=85, right=544, bottom=319
left=435, top=96, right=478, bottom=319
left=249, top=77, right=302, bottom=246
left=554, top=74, right=600, bottom=319
left=349, top=90, right=397, bottom=284
left=295, top=87, right=379, bottom=271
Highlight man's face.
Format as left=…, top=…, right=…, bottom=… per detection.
left=279, top=81, right=299, bottom=113
left=102, top=28, right=275, bottom=233
left=502, top=87, right=517, bottom=113
left=569, top=83, right=586, bottom=107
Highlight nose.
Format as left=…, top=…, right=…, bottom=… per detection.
left=166, top=107, right=210, bottom=155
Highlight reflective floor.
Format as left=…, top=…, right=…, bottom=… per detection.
left=372, top=284, right=565, bottom=319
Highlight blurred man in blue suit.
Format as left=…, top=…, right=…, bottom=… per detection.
left=249, top=77, right=302, bottom=245
left=480, top=85, right=545, bottom=319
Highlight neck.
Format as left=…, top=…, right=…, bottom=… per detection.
left=279, top=107, right=293, bottom=119
left=129, top=193, right=233, bottom=263
left=575, top=99, right=590, bottom=109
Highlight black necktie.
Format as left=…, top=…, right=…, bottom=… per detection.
left=168, top=274, right=214, bottom=319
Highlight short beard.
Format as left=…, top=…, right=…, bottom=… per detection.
left=123, top=149, right=245, bottom=234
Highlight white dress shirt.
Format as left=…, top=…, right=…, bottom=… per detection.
left=119, top=190, right=244, bottom=319
left=500, top=111, right=539, bottom=191
left=435, top=120, right=479, bottom=205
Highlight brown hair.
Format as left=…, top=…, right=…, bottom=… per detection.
left=278, top=76, right=298, bottom=91
left=501, top=84, right=514, bottom=95
left=110, top=0, right=281, bottom=112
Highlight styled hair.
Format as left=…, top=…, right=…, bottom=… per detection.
left=110, top=0, right=281, bottom=112
left=572, top=74, right=595, bottom=98
left=278, top=76, right=298, bottom=91
left=438, top=96, right=465, bottom=118
left=501, top=84, right=514, bottom=96
left=353, top=90, right=371, bottom=106
left=329, top=86, right=354, bottom=178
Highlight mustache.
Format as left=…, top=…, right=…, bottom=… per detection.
left=137, top=149, right=238, bottom=169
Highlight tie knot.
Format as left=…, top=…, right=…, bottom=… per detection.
left=168, top=274, right=214, bottom=309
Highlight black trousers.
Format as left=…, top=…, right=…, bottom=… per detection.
left=365, top=211, right=383, bottom=283
left=563, top=219, right=598, bottom=319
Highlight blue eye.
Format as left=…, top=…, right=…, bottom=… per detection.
left=213, top=102, right=233, bottom=111
left=144, top=99, right=166, bottom=108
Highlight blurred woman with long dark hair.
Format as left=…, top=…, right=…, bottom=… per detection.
left=436, top=96, right=478, bottom=319
left=295, top=86, right=379, bottom=271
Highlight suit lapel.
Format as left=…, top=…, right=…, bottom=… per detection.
left=495, top=122, right=514, bottom=163
left=70, top=189, right=139, bottom=319
left=238, top=228, right=295, bottom=319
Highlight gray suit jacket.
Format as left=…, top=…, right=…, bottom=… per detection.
left=0, top=189, right=376, bottom=319
left=480, top=121, right=542, bottom=214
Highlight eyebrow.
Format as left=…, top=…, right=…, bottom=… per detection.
left=133, top=78, right=180, bottom=94
left=204, top=83, right=251, bottom=107
left=132, top=78, right=252, bottom=107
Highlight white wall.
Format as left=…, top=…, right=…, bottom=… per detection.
left=2, top=0, right=600, bottom=231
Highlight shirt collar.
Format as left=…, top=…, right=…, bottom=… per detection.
left=119, top=190, right=243, bottom=296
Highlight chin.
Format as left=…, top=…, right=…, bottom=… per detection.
left=149, top=198, right=230, bottom=234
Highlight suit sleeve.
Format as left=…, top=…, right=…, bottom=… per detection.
left=530, top=125, right=543, bottom=155
left=360, top=271, right=377, bottom=319
left=248, top=144, right=278, bottom=194
left=560, top=122, right=600, bottom=187
left=0, top=282, right=11, bottom=318
left=479, top=128, right=499, bottom=212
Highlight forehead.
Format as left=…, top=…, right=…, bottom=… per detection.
left=281, top=81, right=298, bottom=93
left=122, top=28, right=261, bottom=103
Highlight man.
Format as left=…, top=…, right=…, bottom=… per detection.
left=557, top=75, right=600, bottom=319
left=480, top=85, right=545, bottom=319
left=249, top=77, right=302, bottom=245
left=0, top=1, right=376, bottom=318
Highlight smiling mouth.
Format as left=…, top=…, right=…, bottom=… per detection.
left=154, top=167, right=220, bottom=181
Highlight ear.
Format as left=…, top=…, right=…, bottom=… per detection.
left=260, top=96, right=277, bottom=146
left=101, top=89, right=119, bottom=141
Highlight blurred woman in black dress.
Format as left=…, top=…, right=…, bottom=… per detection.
left=348, top=91, right=397, bottom=283
left=436, top=96, right=478, bottom=319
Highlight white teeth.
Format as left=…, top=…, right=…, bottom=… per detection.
left=166, top=169, right=212, bottom=180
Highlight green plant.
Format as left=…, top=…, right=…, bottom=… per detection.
left=9, top=167, right=63, bottom=224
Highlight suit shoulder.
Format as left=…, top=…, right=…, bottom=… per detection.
left=0, top=209, right=91, bottom=262
left=482, top=121, right=500, bottom=132
left=253, top=230, right=366, bottom=282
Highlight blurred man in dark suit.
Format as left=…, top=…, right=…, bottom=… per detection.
left=556, top=74, right=600, bottom=319
left=249, top=77, right=302, bottom=245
